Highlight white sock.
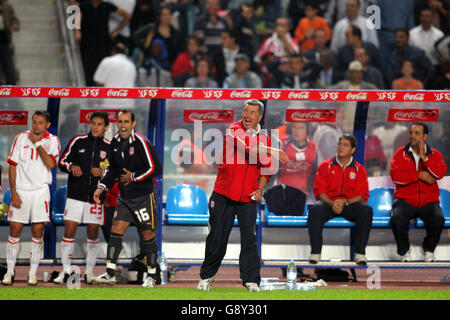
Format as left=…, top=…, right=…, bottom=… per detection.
left=6, top=236, right=20, bottom=275
left=29, top=237, right=43, bottom=275
left=85, top=238, right=99, bottom=275
left=62, top=237, right=75, bottom=274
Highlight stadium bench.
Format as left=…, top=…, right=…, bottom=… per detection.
left=51, top=185, right=67, bottom=225
left=1, top=188, right=11, bottom=224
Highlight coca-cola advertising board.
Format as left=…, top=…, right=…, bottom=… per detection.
left=80, top=109, right=120, bottom=123
left=286, top=109, right=337, bottom=122
left=183, top=109, right=234, bottom=123
left=387, top=109, right=439, bottom=122
left=0, top=111, right=28, bottom=125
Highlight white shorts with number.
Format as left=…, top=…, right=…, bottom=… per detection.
left=8, top=188, right=50, bottom=224
left=64, top=198, right=104, bottom=225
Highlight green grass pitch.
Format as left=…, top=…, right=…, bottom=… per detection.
left=0, top=287, right=449, bottom=300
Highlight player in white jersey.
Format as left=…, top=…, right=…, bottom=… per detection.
left=3, top=110, right=60, bottom=286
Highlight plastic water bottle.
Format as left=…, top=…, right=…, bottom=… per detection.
left=286, top=259, right=297, bottom=290
left=160, top=252, right=168, bottom=285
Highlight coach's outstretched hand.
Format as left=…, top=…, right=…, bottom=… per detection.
left=93, top=188, right=103, bottom=204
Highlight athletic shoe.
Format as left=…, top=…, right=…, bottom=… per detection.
left=85, top=273, right=94, bottom=284
left=28, top=274, right=38, bottom=286
left=142, top=276, right=156, bottom=288
left=54, top=272, right=70, bottom=284
left=354, top=253, right=368, bottom=266
left=2, top=273, right=13, bottom=286
left=309, top=254, right=321, bottom=264
left=91, top=273, right=116, bottom=285
left=424, top=251, right=435, bottom=262
left=197, top=276, right=215, bottom=291
left=399, top=249, right=412, bottom=262
left=245, top=282, right=260, bottom=292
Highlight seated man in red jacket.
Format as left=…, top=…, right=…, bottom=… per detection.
left=197, top=99, right=288, bottom=292
left=308, top=134, right=372, bottom=265
left=390, top=123, right=447, bottom=262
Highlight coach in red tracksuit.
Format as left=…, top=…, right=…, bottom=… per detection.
left=308, top=134, right=373, bottom=265
left=197, top=99, right=288, bottom=292
left=390, top=123, right=447, bottom=262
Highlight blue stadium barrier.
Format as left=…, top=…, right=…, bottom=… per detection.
left=367, top=187, right=394, bottom=227
left=51, top=185, right=67, bottom=225
left=416, top=189, right=450, bottom=228
left=1, top=188, right=11, bottom=223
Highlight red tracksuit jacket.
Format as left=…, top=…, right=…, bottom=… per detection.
left=313, top=157, right=370, bottom=202
left=213, top=120, right=273, bottom=203
left=390, top=144, right=447, bottom=208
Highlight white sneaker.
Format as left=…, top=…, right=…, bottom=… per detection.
left=245, top=282, right=260, bottom=292
left=28, top=274, right=38, bottom=286
left=2, top=273, right=13, bottom=285
left=424, top=251, right=435, bottom=262
left=91, top=273, right=116, bottom=285
left=142, top=276, right=156, bottom=288
left=309, top=254, right=321, bottom=264
left=197, top=276, right=215, bottom=291
left=85, top=273, right=94, bottom=284
left=54, top=272, right=68, bottom=284
left=399, top=249, right=412, bottom=262
left=354, top=253, right=368, bottom=266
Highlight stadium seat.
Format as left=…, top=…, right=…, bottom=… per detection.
left=367, top=187, right=394, bottom=227
left=165, top=184, right=260, bottom=225
left=1, top=188, right=11, bottom=223
left=3, top=188, right=11, bottom=205
left=417, top=189, right=450, bottom=228
left=51, top=185, right=67, bottom=224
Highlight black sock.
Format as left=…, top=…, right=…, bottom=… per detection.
left=144, top=237, right=157, bottom=278
left=106, top=232, right=123, bottom=277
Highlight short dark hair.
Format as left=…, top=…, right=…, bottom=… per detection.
left=118, top=109, right=135, bottom=122
left=33, top=110, right=51, bottom=122
left=410, top=122, right=429, bottom=135
left=113, top=42, right=128, bottom=55
left=91, top=110, right=109, bottom=126
left=349, top=25, right=362, bottom=39
left=395, top=29, right=409, bottom=37
left=339, top=134, right=357, bottom=149
left=222, top=29, right=240, bottom=41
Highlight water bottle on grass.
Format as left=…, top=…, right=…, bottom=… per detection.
left=286, top=259, right=297, bottom=290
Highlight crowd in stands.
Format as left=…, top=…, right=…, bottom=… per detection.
left=61, top=0, right=450, bottom=91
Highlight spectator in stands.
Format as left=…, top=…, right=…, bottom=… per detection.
left=212, top=29, right=249, bottom=87
left=390, top=123, right=447, bottom=262
left=130, top=0, right=158, bottom=36
left=386, top=29, right=434, bottom=87
left=308, top=134, right=372, bottom=265
left=223, top=53, right=262, bottom=88
left=171, top=35, right=203, bottom=87
left=267, top=53, right=321, bottom=89
left=304, top=29, right=329, bottom=63
left=324, top=0, right=370, bottom=27
left=253, top=0, right=282, bottom=48
left=330, top=0, right=379, bottom=53
left=312, top=120, right=343, bottom=166
left=76, top=0, right=131, bottom=86
left=106, top=0, right=136, bottom=48
left=294, top=3, right=331, bottom=53
left=139, top=38, right=173, bottom=87
left=316, top=49, right=344, bottom=88
left=229, top=2, right=257, bottom=60
left=0, top=0, right=19, bottom=85
left=194, top=0, right=230, bottom=56
left=372, top=122, right=408, bottom=163
left=392, top=59, right=424, bottom=90
left=330, top=60, right=378, bottom=89
left=153, top=5, right=182, bottom=65
left=429, top=57, right=450, bottom=89
left=364, top=130, right=386, bottom=177
left=376, top=0, right=415, bottom=75
left=277, top=122, right=317, bottom=196
left=185, top=57, right=218, bottom=87
left=353, top=47, right=385, bottom=89
left=414, top=0, right=450, bottom=35
left=334, top=25, right=381, bottom=74
left=254, top=17, right=299, bottom=78
left=94, top=42, right=137, bottom=87
left=409, top=8, right=444, bottom=67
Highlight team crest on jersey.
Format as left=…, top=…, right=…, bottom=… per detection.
left=349, top=172, right=356, bottom=180
left=129, top=147, right=134, bottom=156
left=100, top=150, right=107, bottom=160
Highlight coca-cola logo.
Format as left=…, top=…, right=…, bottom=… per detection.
left=107, top=89, right=128, bottom=97
left=0, top=88, right=12, bottom=96
left=183, top=109, right=234, bottom=123
left=21, top=88, right=41, bottom=96
left=138, top=89, right=158, bottom=98
left=377, top=92, right=397, bottom=101
left=319, top=91, right=339, bottom=100
left=0, top=111, right=28, bottom=125
left=49, top=88, right=70, bottom=97
left=286, top=109, right=336, bottom=122
left=230, top=90, right=252, bottom=99
left=172, top=90, right=193, bottom=98
left=346, top=92, right=367, bottom=100
left=203, top=90, right=223, bottom=99
left=80, top=109, right=119, bottom=123
left=261, top=91, right=281, bottom=100
left=388, top=109, right=439, bottom=122
left=403, top=93, right=425, bottom=101
left=434, top=93, right=450, bottom=101
left=80, top=89, right=100, bottom=98
left=288, top=91, right=310, bottom=100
